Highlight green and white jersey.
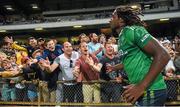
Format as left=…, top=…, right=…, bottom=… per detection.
left=118, top=25, right=166, bottom=90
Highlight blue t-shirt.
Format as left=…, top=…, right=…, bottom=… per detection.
left=41, top=44, right=63, bottom=63
left=88, top=42, right=102, bottom=59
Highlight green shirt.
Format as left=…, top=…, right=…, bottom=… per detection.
left=118, top=25, right=166, bottom=90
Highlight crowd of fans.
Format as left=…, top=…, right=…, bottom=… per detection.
left=159, top=36, right=180, bottom=78
left=0, top=33, right=179, bottom=103
left=0, top=12, right=111, bottom=25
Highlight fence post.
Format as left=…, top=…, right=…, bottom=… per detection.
left=177, top=79, right=180, bottom=100
left=38, top=80, right=41, bottom=107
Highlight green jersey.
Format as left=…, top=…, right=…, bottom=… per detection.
left=118, top=25, right=166, bottom=90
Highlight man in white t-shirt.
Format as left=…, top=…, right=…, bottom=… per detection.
left=40, top=42, right=83, bottom=102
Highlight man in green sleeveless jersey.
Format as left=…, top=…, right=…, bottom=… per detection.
left=109, top=5, right=170, bottom=106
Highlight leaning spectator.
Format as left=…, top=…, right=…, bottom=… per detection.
left=41, top=39, right=63, bottom=102
left=24, top=49, right=54, bottom=102
left=0, top=52, right=20, bottom=77
left=40, top=42, right=83, bottom=103
left=9, top=54, right=27, bottom=102
left=41, top=39, right=63, bottom=63
left=1, top=59, right=19, bottom=101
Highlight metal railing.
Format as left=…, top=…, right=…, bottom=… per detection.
left=0, top=78, right=179, bottom=106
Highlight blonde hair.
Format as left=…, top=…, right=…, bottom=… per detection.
left=0, top=51, right=7, bottom=59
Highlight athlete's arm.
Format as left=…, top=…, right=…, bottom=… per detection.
left=123, top=38, right=170, bottom=104
left=138, top=38, right=170, bottom=90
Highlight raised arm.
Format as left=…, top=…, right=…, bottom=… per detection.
left=92, top=46, right=103, bottom=56
left=137, top=38, right=170, bottom=89
left=0, top=70, right=21, bottom=78
left=85, top=56, right=102, bottom=72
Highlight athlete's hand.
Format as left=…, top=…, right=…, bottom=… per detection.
left=122, top=84, right=145, bottom=104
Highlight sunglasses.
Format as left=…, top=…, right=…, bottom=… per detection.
left=70, top=60, right=73, bottom=68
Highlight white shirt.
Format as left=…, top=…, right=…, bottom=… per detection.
left=54, top=51, right=79, bottom=85
left=165, top=59, right=176, bottom=72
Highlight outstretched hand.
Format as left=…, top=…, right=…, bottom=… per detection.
left=115, top=76, right=123, bottom=83
left=39, top=58, right=50, bottom=68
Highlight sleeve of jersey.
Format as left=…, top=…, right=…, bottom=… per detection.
left=134, top=27, right=153, bottom=48
left=11, top=42, right=28, bottom=53
left=53, top=57, right=60, bottom=64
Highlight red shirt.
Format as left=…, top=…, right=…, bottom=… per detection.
left=75, top=54, right=99, bottom=82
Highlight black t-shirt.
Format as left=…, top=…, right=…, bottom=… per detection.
left=26, top=46, right=39, bottom=58
left=100, top=55, right=127, bottom=81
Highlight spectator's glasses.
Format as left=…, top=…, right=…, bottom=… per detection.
left=70, top=60, right=73, bottom=68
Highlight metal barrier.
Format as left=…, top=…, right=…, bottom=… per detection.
left=0, top=78, right=179, bottom=106
left=165, top=77, right=180, bottom=105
